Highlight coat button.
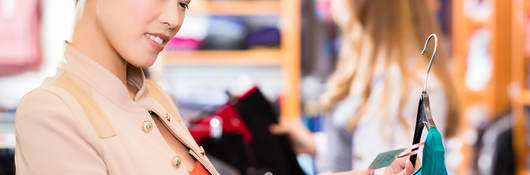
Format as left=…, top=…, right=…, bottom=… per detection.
left=165, top=113, right=171, bottom=122
left=199, top=146, right=206, bottom=156
left=172, top=156, right=182, bottom=168
left=143, top=120, right=153, bottom=133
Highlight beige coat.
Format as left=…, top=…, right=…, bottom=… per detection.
left=15, top=43, right=220, bottom=175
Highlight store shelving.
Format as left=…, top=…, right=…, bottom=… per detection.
left=159, top=0, right=301, bottom=118
left=161, top=49, right=283, bottom=65
left=512, top=0, right=530, bottom=174
left=453, top=0, right=513, bottom=174
left=187, top=0, right=281, bottom=15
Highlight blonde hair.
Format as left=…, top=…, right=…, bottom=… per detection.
left=320, top=0, right=459, bottom=137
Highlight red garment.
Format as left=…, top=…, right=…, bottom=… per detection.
left=189, top=99, right=253, bottom=144
left=189, top=161, right=210, bottom=175
left=0, top=0, right=42, bottom=75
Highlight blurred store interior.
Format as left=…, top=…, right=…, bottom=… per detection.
left=1, top=0, right=530, bottom=174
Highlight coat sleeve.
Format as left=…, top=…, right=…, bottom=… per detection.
left=15, top=89, right=108, bottom=175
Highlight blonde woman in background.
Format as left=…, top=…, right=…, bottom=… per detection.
left=271, top=0, right=459, bottom=173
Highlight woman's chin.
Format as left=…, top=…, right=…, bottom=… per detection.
left=127, top=56, right=157, bottom=68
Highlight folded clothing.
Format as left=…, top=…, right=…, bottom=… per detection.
left=245, top=27, right=280, bottom=48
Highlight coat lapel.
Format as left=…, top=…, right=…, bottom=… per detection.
left=146, top=80, right=219, bottom=175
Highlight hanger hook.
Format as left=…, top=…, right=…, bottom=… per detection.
left=421, top=33, right=438, bottom=91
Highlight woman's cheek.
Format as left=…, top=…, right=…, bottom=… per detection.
left=130, top=0, right=159, bottom=25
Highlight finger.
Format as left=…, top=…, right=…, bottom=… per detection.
left=404, top=159, right=414, bottom=175
left=397, top=150, right=421, bottom=159
left=398, top=142, right=424, bottom=158
left=389, top=157, right=407, bottom=173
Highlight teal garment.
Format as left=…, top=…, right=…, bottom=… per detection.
left=413, top=128, right=448, bottom=175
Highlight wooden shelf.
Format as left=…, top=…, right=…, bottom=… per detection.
left=168, top=0, right=301, bottom=119
left=189, top=0, right=281, bottom=15
left=160, top=50, right=283, bottom=65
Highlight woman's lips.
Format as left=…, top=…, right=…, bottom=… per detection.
left=144, top=33, right=169, bottom=51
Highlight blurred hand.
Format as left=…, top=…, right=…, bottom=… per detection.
left=382, top=157, right=415, bottom=175
left=269, top=119, right=316, bottom=155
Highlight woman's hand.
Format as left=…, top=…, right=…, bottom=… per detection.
left=381, top=157, right=415, bottom=175
left=270, top=120, right=416, bottom=175
left=269, top=118, right=317, bottom=155
left=325, top=157, right=415, bottom=175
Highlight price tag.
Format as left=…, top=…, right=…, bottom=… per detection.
left=368, top=148, right=404, bottom=170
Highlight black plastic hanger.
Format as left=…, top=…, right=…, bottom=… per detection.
left=410, top=34, right=439, bottom=166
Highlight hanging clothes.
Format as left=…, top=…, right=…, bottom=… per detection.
left=233, top=86, right=304, bottom=175
left=413, top=128, right=448, bottom=175
left=409, top=34, right=448, bottom=175
left=189, top=86, right=304, bottom=175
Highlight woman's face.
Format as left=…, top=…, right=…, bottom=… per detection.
left=94, top=0, right=189, bottom=68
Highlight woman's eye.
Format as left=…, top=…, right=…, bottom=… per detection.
left=179, top=2, right=189, bottom=10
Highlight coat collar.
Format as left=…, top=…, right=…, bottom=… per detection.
left=61, top=42, right=149, bottom=110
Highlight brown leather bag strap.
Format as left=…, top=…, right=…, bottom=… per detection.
left=52, top=73, right=116, bottom=138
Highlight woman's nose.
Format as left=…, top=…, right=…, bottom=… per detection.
left=159, top=4, right=180, bottom=31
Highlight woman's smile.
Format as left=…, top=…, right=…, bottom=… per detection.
left=144, top=33, right=169, bottom=51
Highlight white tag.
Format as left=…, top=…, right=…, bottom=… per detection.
left=1, top=0, right=17, bottom=18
